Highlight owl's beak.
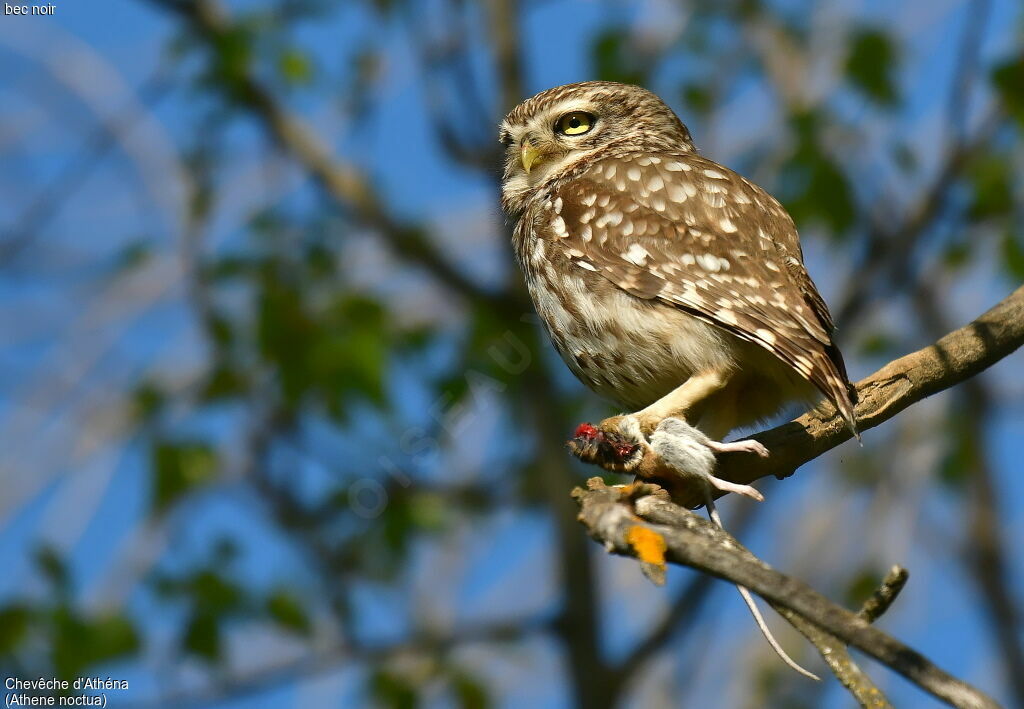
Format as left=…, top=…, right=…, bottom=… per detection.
left=521, top=144, right=543, bottom=174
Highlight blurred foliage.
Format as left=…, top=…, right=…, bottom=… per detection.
left=0, top=549, right=139, bottom=684
left=845, top=27, right=901, bottom=107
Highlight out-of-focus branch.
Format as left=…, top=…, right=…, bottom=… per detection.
left=834, top=11, right=998, bottom=330
left=574, top=480, right=999, bottom=709
left=834, top=106, right=1003, bottom=330
left=485, top=0, right=524, bottom=115
left=144, top=0, right=527, bottom=315
left=912, top=280, right=1024, bottom=708
left=128, top=614, right=553, bottom=709
left=0, top=72, right=174, bottom=266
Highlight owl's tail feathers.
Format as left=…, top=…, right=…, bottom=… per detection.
left=823, top=344, right=860, bottom=441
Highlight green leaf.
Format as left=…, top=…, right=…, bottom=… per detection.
left=844, top=566, right=884, bottom=608
left=845, top=27, right=900, bottom=106
left=681, top=83, right=713, bottom=115
left=591, top=29, right=646, bottom=86
left=112, top=240, right=153, bottom=274
left=858, top=331, right=896, bottom=358
left=132, top=381, right=165, bottom=422
left=189, top=570, right=244, bottom=615
left=51, top=608, right=138, bottom=680
left=151, top=440, right=218, bottom=512
left=200, top=363, right=247, bottom=401
left=451, top=670, right=489, bottom=709
left=408, top=492, right=446, bottom=532
left=967, top=155, right=1012, bottom=220
left=370, top=669, right=419, bottom=709
left=211, top=25, right=254, bottom=90
left=266, top=590, right=311, bottom=635
left=939, top=416, right=978, bottom=489
left=1000, top=230, right=1024, bottom=281
left=278, top=48, right=314, bottom=85
left=0, top=604, right=31, bottom=655
left=183, top=612, right=220, bottom=662
left=35, top=546, right=70, bottom=594
left=779, top=113, right=856, bottom=236
left=992, top=56, right=1024, bottom=127
left=942, top=240, right=973, bottom=270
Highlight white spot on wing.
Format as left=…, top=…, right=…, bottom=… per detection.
left=552, top=215, right=568, bottom=237
left=696, top=254, right=723, bottom=272
left=622, top=243, right=650, bottom=266
left=717, top=309, right=738, bottom=325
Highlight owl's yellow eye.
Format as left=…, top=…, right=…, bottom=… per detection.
left=555, top=111, right=595, bottom=136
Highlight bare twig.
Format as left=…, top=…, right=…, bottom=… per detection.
left=574, top=480, right=999, bottom=709
left=778, top=608, right=892, bottom=709
left=777, top=566, right=908, bottom=709
left=859, top=566, right=910, bottom=623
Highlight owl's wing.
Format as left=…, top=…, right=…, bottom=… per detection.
left=543, top=151, right=857, bottom=430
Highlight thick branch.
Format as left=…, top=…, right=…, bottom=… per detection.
left=706, top=284, right=1024, bottom=501
left=574, top=480, right=999, bottom=709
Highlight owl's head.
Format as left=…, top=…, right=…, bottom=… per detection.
left=499, top=81, right=695, bottom=214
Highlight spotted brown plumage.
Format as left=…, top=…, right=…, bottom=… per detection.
left=500, top=81, right=857, bottom=438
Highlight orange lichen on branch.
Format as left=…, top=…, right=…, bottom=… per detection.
left=627, top=525, right=668, bottom=585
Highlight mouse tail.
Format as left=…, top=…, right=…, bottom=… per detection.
left=704, top=495, right=820, bottom=681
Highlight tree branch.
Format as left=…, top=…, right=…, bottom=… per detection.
left=693, top=284, right=1024, bottom=507
left=858, top=566, right=910, bottom=623
left=573, top=480, right=999, bottom=709
left=778, top=608, right=892, bottom=709
left=775, top=566, right=908, bottom=709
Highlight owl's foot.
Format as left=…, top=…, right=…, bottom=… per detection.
left=568, top=416, right=768, bottom=506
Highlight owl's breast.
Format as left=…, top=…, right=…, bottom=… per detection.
left=518, top=231, right=735, bottom=410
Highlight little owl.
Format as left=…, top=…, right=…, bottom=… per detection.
left=499, top=81, right=857, bottom=440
